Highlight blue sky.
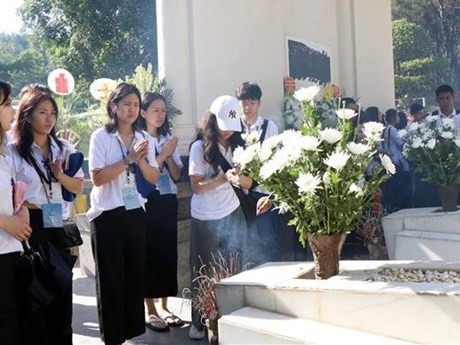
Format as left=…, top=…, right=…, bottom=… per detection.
left=0, top=0, right=24, bottom=33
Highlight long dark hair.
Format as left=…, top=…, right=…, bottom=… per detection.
left=105, top=82, right=142, bottom=133
left=139, top=92, right=170, bottom=136
left=15, top=90, right=63, bottom=164
left=0, top=81, right=12, bottom=145
left=192, top=111, right=244, bottom=175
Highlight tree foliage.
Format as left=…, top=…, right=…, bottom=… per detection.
left=0, top=33, right=50, bottom=94
left=392, top=19, right=448, bottom=101
left=393, top=0, right=460, bottom=101
left=20, top=0, right=158, bottom=85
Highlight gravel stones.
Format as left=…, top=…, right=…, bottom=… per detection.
left=369, top=268, right=460, bottom=283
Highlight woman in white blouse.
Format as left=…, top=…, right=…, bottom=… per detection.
left=0, top=81, right=31, bottom=345
left=9, top=89, right=84, bottom=345
left=87, top=83, right=159, bottom=345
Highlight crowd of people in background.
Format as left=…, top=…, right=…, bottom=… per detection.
left=0, top=78, right=457, bottom=344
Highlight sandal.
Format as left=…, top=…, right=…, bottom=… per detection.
left=163, top=313, right=183, bottom=327
left=146, top=315, right=169, bottom=332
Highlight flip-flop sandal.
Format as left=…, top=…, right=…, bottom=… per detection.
left=163, top=313, right=183, bottom=327
left=146, top=315, right=170, bottom=332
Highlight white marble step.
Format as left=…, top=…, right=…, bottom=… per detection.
left=395, top=229, right=460, bottom=260
left=219, top=306, right=415, bottom=345
left=216, top=261, right=460, bottom=344
left=382, top=207, right=460, bottom=259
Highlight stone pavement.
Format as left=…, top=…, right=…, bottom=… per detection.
left=72, top=268, right=208, bottom=345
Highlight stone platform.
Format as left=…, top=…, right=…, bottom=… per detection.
left=383, top=207, right=460, bottom=260
left=215, top=261, right=460, bottom=344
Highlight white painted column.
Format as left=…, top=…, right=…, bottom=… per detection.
left=156, top=0, right=198, bottom=154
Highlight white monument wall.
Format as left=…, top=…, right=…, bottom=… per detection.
left=156, top=0, right=394, bottom=153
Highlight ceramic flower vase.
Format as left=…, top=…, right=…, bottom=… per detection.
left=436, top=184, right=460, bottom=212
left=307, top=233, right=347, bottom=279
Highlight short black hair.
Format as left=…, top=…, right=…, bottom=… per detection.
left=341, top=97, right=356, bottom=106
left=409, top=103, right=424, bottom=115
left=435, top=84, right=454, bottom=97
left=235, top=82, right=262, bottom=100
left=385, top=108, right=398, bottom=124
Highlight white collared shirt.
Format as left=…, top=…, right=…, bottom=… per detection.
left=242, top=116, right=278, bottom=195
left=241, top=116, right=278, bottom=140
left=433, top=109, right=460, bottom=136
left=153, top=133, right=183, bottom=195
left=0, top=151, right=22, bottom=254
left=189, top=140, right=239, bottom=221
left=8, top=138, right=84, bottom=220
left=87, top=128, right=159, bottom=222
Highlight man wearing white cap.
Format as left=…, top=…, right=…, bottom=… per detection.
left=187, top=95, right=250, bottom=340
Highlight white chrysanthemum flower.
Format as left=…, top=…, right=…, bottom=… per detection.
left=293, top=85, right=321, bottom=102
left=347, top=142, right=369, bottom=155
left=319, top=128, right=342, bottom=144
left=349, top=183, right=364, bottom=197
left=398, top=129, right=408, bottom=138
left=362, top=122, right=385, bottom=141
left=422, top=129, right=434, bottom=142
left=407, top=122, right=420, bottom=132
left=258, top=135, right=281, bottom=162
left=426, top=138, right=436, bottom=149
left=336, top=108, right=357, bottom=120
left=300, top=136, right=322, bottom=151
left=425, top=115, right=439, bottom=123
left=323, top=151, right=351, bottom=171
left=443, top=118, right=455, bottom=128
left=233, top=144, right=260, bottom=167
left=322, top=171, right=331, bottom=186
left=277, top=202, right=290, bottom=214
left=411, top=137, right=423, bottom=148
left=454, top=137, right=460, bottom=147
left=296, top=172, right=322, bottom=195
left=379, top=154, right=396, bottom=175
left=241, top=130, right=261, bottom=145
left=441, top=131, right=454, bottom=139
left=259, top=149, right=290, bottom=180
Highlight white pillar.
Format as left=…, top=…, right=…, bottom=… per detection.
left=156, top=0, right=198, bottom=154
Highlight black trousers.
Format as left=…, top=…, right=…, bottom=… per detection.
left=144, top=193, right=178, bottom=298
left=189, top=206, right=247, bottom=330
left=0, top=252, right=22, bottom=345
left=22, top=209, right=73, bottom=345
left=91, top=207, right=146, bottom=345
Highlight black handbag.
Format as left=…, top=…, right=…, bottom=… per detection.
left=17, top=242, right=76, bottom=311
left=53, top=220, right=83, bottom=249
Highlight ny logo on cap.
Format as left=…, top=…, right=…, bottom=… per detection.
left=228, top=110, right=236, bottom=119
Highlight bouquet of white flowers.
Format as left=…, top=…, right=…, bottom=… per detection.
left=401, top=116, right=460, bottom=185
left=233, top=85, right=394, bottom=259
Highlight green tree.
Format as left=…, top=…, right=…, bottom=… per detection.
left=0, top=33, right=50, bottom=94
left=392, top=18, right=448, bottom=103
left=393, top=0, right=460, bottom=91
left=20, top=0, right=158, bottom=86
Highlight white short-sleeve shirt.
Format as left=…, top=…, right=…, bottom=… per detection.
left=188, top=140, right=239, bottom=221
left=87, top=128, right=159, bottom=222
left=8, top=138, right=84, bottom=220
left=0, top=152, right=22, bottom=254
left=242, top=116, right=279, bottom=194
left=154, top=133, right=183, bottom=195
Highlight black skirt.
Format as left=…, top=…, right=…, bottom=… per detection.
left=144, top=193, right=179, bottom=298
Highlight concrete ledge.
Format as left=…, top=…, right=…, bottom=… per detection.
left=219, top=307, right=415, bottom=345
left=395, top=230, right=460, bottom=260
left=217, top=261, right=460, bottom=344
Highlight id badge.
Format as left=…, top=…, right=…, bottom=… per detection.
left=122, top=185, right=141, bottom=210
left=42, top=203, right=64, bottom=228
left=157, top=171, right=172, bottom=195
